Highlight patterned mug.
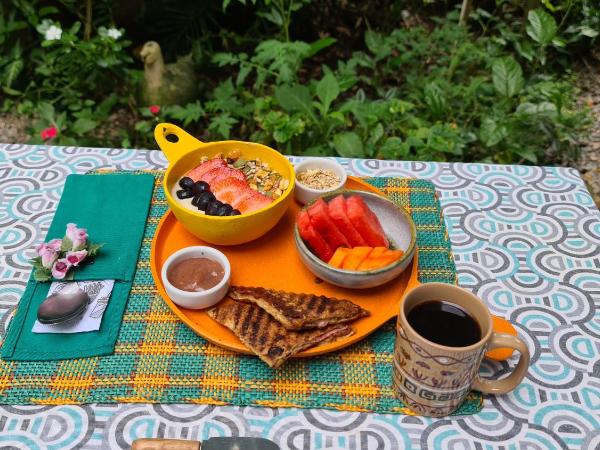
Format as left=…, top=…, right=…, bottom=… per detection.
left=393, top=283, right=530, bottom=417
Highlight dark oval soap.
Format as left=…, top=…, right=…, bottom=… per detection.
left=37, top=288, right=90, bottom=324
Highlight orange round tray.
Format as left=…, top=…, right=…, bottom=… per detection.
left=150, top=176, right=419, bottom=357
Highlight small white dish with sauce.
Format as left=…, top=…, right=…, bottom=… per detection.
left=294, top=158, right=347, bottom=205
left=161, top=246, right=231, bottom=309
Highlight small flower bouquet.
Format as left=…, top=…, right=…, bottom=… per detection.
left=30, top=223, right=103, bottom=281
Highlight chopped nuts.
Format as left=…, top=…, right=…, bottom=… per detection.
left=297, top=168, right=340, bottom=190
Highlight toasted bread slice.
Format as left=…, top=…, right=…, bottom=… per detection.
left=208, top=301, right=354, bottom=368
left=228, top=286, right=369, bottom=330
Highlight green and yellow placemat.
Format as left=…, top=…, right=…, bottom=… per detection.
left=0, top=171, right=482, bottom=415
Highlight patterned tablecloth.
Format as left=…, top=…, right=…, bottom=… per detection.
left=0, top=143, right=599, bottom=450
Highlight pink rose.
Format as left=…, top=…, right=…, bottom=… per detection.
left=37, top=245, right=59, bottom=269
left=65, top=250, right=87, bottom=266
left=51, top=258, right=72, bottom=279
left=65, top=223, right=88, bottom=250
left=149, top=105, right=160, bottom=115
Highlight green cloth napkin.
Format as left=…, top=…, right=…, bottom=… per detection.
left=1, top=173, right=154, bottom=361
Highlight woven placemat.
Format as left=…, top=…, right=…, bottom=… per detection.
left=0, top=172, right=482, bottom=415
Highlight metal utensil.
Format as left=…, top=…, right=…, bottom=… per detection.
left=37, top=283, right=90, bottom=324
left=131, top=437, right=280, bottom=450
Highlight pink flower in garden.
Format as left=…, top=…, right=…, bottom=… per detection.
left=40, top=126, right=58, bottom=140
left=149, top=105, right=160, bottom=115
left=65, top=223, right=88, bottom=250
left=51, top=258, right=72, bottom=279
left=36, top=243, right=59, bottom=269
left=65, top=250, right=87, bottom=266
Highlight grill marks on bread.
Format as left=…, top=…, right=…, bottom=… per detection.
left=208, top=302, right=354, bottom=368
left=228, top=286, right=369, bottom=330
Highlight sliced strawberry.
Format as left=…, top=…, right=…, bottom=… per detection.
left=237, top=191, right=273, bottom=213
left=307, top=198, right=350, bottom=250
left=201, top=166, right=246, bottom=185
left=230, top=189, right=256, bottom=209
left=212, top=177, right=252, bottom=205
left=327, top=194, right=367, bottom=247
left=185, top=158, right=226, bottom=182
left=297, top=210, right=334, bottom=261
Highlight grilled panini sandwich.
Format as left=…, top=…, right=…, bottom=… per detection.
left=228, top=286, right=369, bottom=330
left=208, top=301, right=354, bottom=368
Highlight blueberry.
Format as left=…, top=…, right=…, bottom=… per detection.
left=217, top=204, right=233, bottom=216
left=230, top=209, right=241, bottom=216
left=176, top=189, right=194, bottom=199
left=192, top=181, right=209, bottom=195
left=179, top=177, right=195, bottom=190
left=206, top=200, right=224, bottom=216
left=196, top=191, right=215, bottom=211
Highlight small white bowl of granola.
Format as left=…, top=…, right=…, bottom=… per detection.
left=294, top=158, right=347, bottom=205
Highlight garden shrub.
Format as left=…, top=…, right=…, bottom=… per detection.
left=0, top=0, right=595, bottom=164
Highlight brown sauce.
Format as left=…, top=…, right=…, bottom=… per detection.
left=167, top=257, right=224, bottom=292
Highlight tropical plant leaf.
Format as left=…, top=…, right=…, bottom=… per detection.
left=316, top=72, right=340, bottom=114
left=480, top=118, right=508, bottom=147
left=3, top=58, right=23, bottom=88
left=492, top=57, right=524, bottom=98
left=274, top=84, right=316, bottom=122
left=209, top=113, right=237, bottom=138
left=307, top=37, right=337, bottom=57
left=526, top=9, right=558, bottom=45
left=378, top=136, right=408, bottom=159
left=72, top=118, right=98, bottom=136
left=333, top=132, right=364, bottom=158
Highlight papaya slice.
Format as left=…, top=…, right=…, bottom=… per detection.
left=342, top=247, right=373, bottom=270
left=328, top=247, right=351, bottom=268
left=357, top=249, right=404, bottom=271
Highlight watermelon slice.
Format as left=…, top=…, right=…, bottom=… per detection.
left=201, top=166, right=246, bottom=184
left=327, top=195, right=367, bottom=247
left=307, top=198, right=350, bottom=251
left=346, top=195, right=388, bottom=247
left=297, top=210, right=334, bottom=261
left=185, top=158, right=226, bottom=181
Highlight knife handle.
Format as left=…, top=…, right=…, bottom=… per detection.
left=131, top=438, right=201, bottom=450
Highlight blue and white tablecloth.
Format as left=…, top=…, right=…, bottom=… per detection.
left=1, top=144, right=599, bottom=449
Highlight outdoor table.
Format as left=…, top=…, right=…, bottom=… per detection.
left=1, top=143, right=598, bottom=450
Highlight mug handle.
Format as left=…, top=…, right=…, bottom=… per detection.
left=472, top=332, right=530, bottom=394
left=154, top=123, right=205, bottom=163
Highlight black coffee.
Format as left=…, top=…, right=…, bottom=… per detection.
left=407, top=301, right=481, bottom=347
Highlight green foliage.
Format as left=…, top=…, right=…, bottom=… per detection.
left=0, top=1, right=594, bottom=164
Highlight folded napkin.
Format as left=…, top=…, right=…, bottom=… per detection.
left=1, top=173, right=154, bottom=361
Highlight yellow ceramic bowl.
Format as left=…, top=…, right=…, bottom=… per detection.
left=155, top=123, right=295, bottom=245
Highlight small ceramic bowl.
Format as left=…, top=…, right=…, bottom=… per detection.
left=294, top=158, right=347, bottom=205
left=161, top=246, right=231, bottom=309
left=294, top=190, right=416, bottom=289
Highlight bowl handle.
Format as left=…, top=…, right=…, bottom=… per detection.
left=154, top=123, right=205, bottom=163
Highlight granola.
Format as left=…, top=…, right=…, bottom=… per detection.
left=296, top=168, right=340, bottom=190
left=199, top=150, right=289, bottom=199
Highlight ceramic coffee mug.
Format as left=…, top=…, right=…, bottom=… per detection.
left=393, top=283, right=530, bottom=417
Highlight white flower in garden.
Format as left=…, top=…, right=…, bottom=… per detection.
left=44, top=25, right=62, bottom=41
left=106, top=28, right=122, bottom=40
